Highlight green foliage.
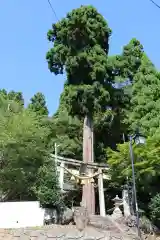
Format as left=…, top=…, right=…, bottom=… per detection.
left=46, top=5, right=127, bottom=165
left=149, top=194, right=160, bottom=226
left=47, top=5, right=111, bottom=75
left=33, top=162, right=64, bottom=208
left=0, top=89, right=24, bottom=106
left=126, top=54, right=160, bottom=135
left=121, top=38, right=143, bottom=79
left=47, top=109, right=82, bottom=159
left=0, top=102, right=50, bottom=200
left=0, top=89, right=24, bottom=113
left=92, top=39, right=145, bottom=161
left=28, top=92, right=49, bottom=116
left=7, top=91, right=24, bottom=106
left=108, top=129, right=160, bottom=216
left=60, top=83, right=110, bottom=117
left=0, top=96, right=20, bottom=114
left=107, top=143, right=130, bottom=185
left=0, top=95, right=65, bottom=208
left=107, top=39, right=160, bottom=220
left=108, top=130, right=160, bottom=183
left=47, top=5, right=111, bottom=117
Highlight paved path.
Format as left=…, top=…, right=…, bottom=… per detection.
left=0, top=225, right=139, bottom=240
left=0, top=225, right=105, bottom=239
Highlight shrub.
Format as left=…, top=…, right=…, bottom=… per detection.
left=149, top=193, right=160, bottom=227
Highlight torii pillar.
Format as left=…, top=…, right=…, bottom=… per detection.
left=82, top=115, right=95, bottom=215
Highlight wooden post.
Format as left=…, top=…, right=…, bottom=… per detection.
left=59, top=162, right=64, bottom=191
left=82, top=115, right=95, bottom=215
left=98, top=168, right=106, bottom=217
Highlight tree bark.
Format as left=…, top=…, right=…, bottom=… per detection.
left=82, top=115, right=95, bottom=214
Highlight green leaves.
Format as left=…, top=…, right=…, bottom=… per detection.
left=0, top=101, right=50, bottom=200
left=60, top=83, right=110, bottom=117
left=47, top=6, right=112, bottom=117
left=48, top=5, right=111, bottom=52
left=107, top=143, right=131, bottom=184
left=149, top=194, right=160, bottom=225
left=28, top=92, right=49, bottom=116
left=65, top=45, right=109, bottom=85
left=47, top=109, right=82, bottom=159
left=125, top=54, right=160, bottom=136
left=0, top=95, right=73, bottom=208
left=32, top=163, right=64, bottom=208
left=108, top=129, right=160, bottom=190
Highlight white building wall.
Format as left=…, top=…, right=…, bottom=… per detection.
left=0, top=201, right=45, bottom=228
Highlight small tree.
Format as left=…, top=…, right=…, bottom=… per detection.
left=33, top=161, right=64, bottom=210
left=28, top=92, right=49, bottom=116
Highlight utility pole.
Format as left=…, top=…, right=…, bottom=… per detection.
left=129, top=137, right=141, bottom=239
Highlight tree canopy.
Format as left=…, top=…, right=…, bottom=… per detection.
left=126, top=54, right=160, bottom=136
left=28, top=92, right=49, bottom=116
left=46, top=5, right=112, bottom=118
left=0, top=101, right=49, bottom=200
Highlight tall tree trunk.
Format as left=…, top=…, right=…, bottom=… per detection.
left=82, top=115, right=95, bottom=214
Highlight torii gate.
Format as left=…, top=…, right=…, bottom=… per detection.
left=53, top=115, right=109, bottom=216
left=52, top=154, right=110, bottom=217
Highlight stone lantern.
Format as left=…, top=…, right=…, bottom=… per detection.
left=112, top=195, right=123, bottom=220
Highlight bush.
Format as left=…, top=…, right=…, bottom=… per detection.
left=149, top=193, right=160, bottom=227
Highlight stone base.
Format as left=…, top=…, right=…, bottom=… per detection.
left=112, top=208, right=123, bottom=220
left=73, top=206, right=89, bottom=231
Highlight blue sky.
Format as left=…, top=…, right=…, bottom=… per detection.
left=0, top=0, right=160, bottom=115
